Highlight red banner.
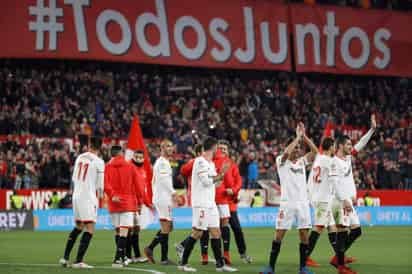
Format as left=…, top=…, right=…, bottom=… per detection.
left=0, top=189, right=68, bottom=210
left=357, top=190, right=412, bottom=206
left=0, top=1, right=411, bottom=76
left=290, top=4, right=412, bottom=77
left=0, top=0, right=291, bottom=71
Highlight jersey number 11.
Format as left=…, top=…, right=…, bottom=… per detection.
left=77, top=162, right=89, bottom=182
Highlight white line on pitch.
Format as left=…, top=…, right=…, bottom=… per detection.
left=0, top=262, right=166, bottom=274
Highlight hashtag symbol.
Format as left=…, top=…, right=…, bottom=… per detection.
left=29, top=0, right=64, bottom=51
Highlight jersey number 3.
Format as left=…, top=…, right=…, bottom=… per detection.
left=313, top=166, right=321, bottom=183
left=77, top=162, right=89, bottom=182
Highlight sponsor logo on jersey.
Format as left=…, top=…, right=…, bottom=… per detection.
left=290, top=167, right=304, bottom=174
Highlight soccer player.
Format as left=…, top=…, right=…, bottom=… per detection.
left=199, top=140, right=232, bottom=265
left=105, top=145, right=145, bottom=268
left=126, top=150, right=150, bottom=263
left=145, top=139, right=177, bottom=265
left=331, top=114, right=377, bottom=273
left=180, top=144, right=204, bottom=208
left=200, top=140, right=252, bottom=265
left=59, top=136, right=104, bottom=269
left=306, top=137, right=339, bottom=267
left=267, top=123, right=317, bottom=274
left=176, top=137, right=237, bottom=272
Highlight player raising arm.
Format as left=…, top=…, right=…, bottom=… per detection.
left=330, top=114, right=377, bottom=274
left=266, top=123, right=317, bottom=274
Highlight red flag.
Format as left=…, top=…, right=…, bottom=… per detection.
left=319, top=120, right=334, bottom=154
left=126, top=115, right=153, bottom=204
left=323, top=120, right=333, bottom=138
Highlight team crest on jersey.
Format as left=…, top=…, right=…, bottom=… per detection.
left=343, top=165, right=352, bottom=177
left=290, top=167, right=304, bottom=174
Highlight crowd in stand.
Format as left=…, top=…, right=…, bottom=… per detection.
left=0, top=60, right=411, bottom=191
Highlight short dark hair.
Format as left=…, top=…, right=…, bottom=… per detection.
left=194, top=144, right=203, bottom=155
left=90, top=136, right=102, bottom=150
left=335, top=135, right=350, bottom=148
left=203, top=136, right=217, bottom=151
left=321, top=137, right=335, bottom=151
left=134, top=149, right=144, bottom=155
left=218, top=139, right=230, bottom=147
left=110, top=145, right=122, bottom=157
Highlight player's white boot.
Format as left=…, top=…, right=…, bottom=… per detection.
left=123, top=257, right=131, bottom=266
left=59, top=258, right=69, bottom=267
left=72, top=262, right=94, bottom=269
left=216, top=265, right=238, bottom=272
left=112, top=259, right=124, bottom=268
left=178, top=264, right=197, bottom=272
left=240, top=253, right=253, bottom=264
left=132, top=256, right=148, bottom=263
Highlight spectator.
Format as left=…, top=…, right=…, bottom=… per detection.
left=48, top=191, right=61, bottom=209
left=250, top=191, right=264, bottom=207
left=0, top=154, right=7, bottom=188
left=0, top=60, right=410, bottom=190
left=405, top=154, right=412, bottom=190
left=247, top=152, right=259, bottom=189
left=10, top=190, right=23, bottom=209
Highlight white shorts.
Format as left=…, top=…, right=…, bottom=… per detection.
left=276, top=201, right=312, bottom=230
left=73, top=198, right=97, bottom=223
left=332, top=199, right=360, bottom=227
left=312, top=201, right=335, bottom=227
left=111, top=212, right=134, bottom=228
left=154, top=203, right=173, bottom=222
left=217, top=204, right=231, bottom=219
left=133, top=212, right=140, bottom=226
left=192, top=206, right=220, bottom=231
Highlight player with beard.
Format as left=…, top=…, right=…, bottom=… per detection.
left=176, top=137, right=237, bottom=272
left=125, top=150, right=151, bottom=264
left=266, top=123, right=317, bottom=274
left=144, top=140, right=178, bottom=265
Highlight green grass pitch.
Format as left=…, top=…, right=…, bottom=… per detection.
left=0, top=227, right=411, bottom=274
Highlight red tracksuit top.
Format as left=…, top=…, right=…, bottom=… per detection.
left=131, top=163, right=152, bottom=207
left=104, top=156, right=144, bottom=213
left=180, top=158, right=195, bottom=206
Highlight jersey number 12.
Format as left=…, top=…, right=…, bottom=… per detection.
left=313, top=166, right=321, bottom=183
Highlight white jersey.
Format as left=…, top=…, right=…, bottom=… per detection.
left=333, top=155, right=357, bottom=199
left=152, top=156, right=175, bottom=205
left=308, top=154, right=336, bottom=203
left=276, top=155, right=309, bottom=203
left=72, top=152, right=105, bottom=203
left=191, top=156, right=217, bottom=208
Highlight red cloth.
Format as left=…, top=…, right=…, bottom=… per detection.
left=104, top=156, right=143, bottom=213
left=351, top=148, right=358, bottom=156
left=127, top=115, right=153, bottom=204
left=131, top=163, right=152, bottom=207
left=214, top=150, right=233, bottom=205
left=0, top=162, right=7, bottom=176
left=229, top=163, right=242, bottom=212
left=181, top=159, right=195, bottom=179
left=180, top=158, right=195, bottom=206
